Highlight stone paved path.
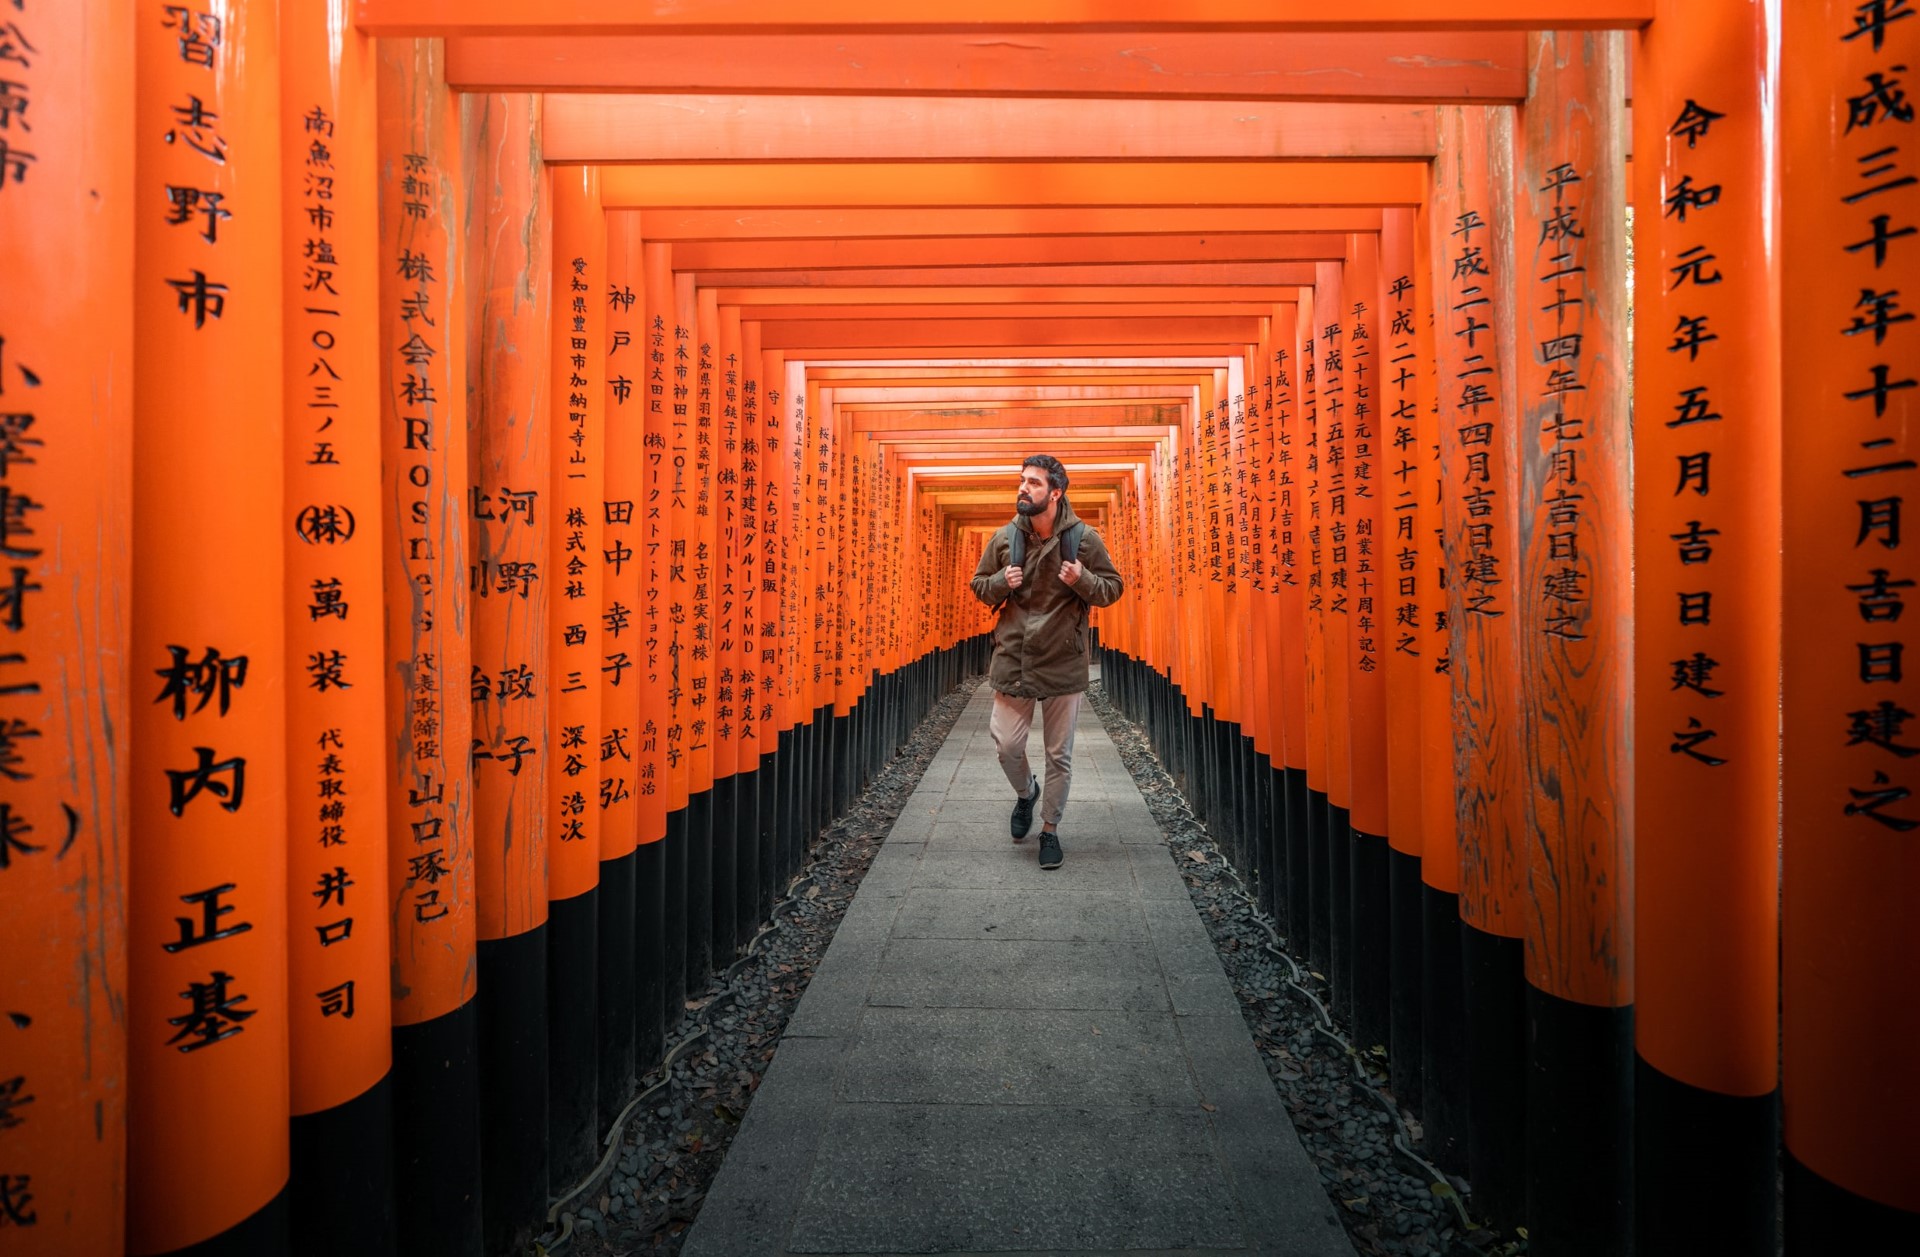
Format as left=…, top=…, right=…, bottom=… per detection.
left=683, top=679, right=1356, bottom=1257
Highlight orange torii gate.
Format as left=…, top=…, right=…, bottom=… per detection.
left=5, top=1, right=1916, bottom=1255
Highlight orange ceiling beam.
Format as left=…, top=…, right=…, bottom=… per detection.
left=784, top=343, right=1240, bottom=359
left=670, top=233, right=1349, bottom=271
left=804, top=365, right=1222, bottom=380
left=725, top=285, right=1301, bottom=306
left=701, top=263, right=1315, bottom=287
left=761, top=316, right=1260, bottom=349
left=481, top=34, right=1524, bottom=101
left=359, top=2, right=1654, bottom=36
left=740, top=302, right=1276, bottom=321
left=594, top=161, right=1424, bottom=208
left=836, top=386, right=1191, bottom=405
left=543, top=96, right=1439, bottom=161
left=635, top=207, right=1382, bottom=240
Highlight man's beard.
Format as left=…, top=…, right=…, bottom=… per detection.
left=1015, top=493, right=1043, bottom=516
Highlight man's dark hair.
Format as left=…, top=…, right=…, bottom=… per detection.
left=1022, top=453, right=1069, bottom=493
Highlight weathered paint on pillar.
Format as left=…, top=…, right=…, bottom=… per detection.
left=281, top=3, right=395, bottom=1251
left=1432, top=102, right=1529, bottom=1229
left=1435, top=104, right=1527, bottom=942
left=462, top=88, right=550, bottom=1257
left=1416, top=191, right=1459, bottom=901
left=464, top=93, right=550, bottom=952
left=376, top=36, right=480, bottom=1256
left=131, top=1, right=290, bottom=1251
left=1517, top=26, right=1633, bottom=1020
left=1515, top=28, right=1633, bottom=1255
left=1781, top=1, right=1920, bottom=1240
left=0, top=2, right=133, bottom=1250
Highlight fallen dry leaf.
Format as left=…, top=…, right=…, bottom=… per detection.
left=1188, top=850, right=1209, bottom=863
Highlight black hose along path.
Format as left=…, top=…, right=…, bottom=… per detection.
left=1082, top=679, right=1528, bottom=1257
left=545, top=676, right=988, bottom=1256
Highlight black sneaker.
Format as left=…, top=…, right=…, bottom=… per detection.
left=1010, top=775, right=1038, bottom=840
left=1038, top=828, right=1063, bottom=870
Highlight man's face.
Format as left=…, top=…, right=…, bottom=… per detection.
left=1015, top=466, right=1055, bottom=517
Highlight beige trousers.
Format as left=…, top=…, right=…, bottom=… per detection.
left=989, top=690, right=1082, bottom=827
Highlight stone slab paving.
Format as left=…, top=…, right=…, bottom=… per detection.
left=684, top=680, right=1356, bottom=1257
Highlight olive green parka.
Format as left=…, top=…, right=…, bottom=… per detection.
left=969, top=494, right=1125, bottom=699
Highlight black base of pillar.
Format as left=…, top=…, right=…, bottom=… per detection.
left=1420, top=884, right=1469, bottom=1175
left=1386, top=849, right=1424, bottom=1112
left=1328, top=804, right=1353, bottom=1024
left=1525, top=985, right=1632, bottom=1255
left=392, top=997, right=484, bottom=1255
left=662, top=809, right=689, bottom=1034
left=1284, top=767, right=1309, bottom=949
left=157, top=1183, right=292, bottom=1257
left=477, top=925, right=547, bottom=1257
left=759, top=749, right=780, bottom=908
left=1461, top=923, right=1527, bottom=1231
left=1785, top=1150, right=1918, bottom=1253
left=1255, top=753, right=1277, bottom=919
left=1307, top=788, right=1331, bottom=973
left=635, top=839, right=666, bottom=1071
left=687, top=788, right=714, bottom=986
left=291, top=1074, right=395, bottom=1257
left=597, top=851, right=639, bottom=1128
left=775, top=729, right=797, bottom=890
left=547, top=886, right=600, bottom=1187
left=1636, top=1055, right=1778, bottom=1257
left=1350, top=826, right=1391, bottom=1052
left=736, top=765, right=761, bottom=952
left=711, top=775, right=737, bottom=967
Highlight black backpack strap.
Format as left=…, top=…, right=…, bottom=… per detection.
left=1060, top=521, right=1084, bottom=564
left=1006, top=522, right=1026, bottom=570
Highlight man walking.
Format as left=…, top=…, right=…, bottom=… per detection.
left=969, top=455, right=1125, bottom=869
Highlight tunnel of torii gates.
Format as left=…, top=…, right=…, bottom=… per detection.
left=2, top=0, right=1917, bottom=1255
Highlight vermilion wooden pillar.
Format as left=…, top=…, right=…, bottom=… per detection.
left=463, top=89, right=551, bottom=1255
left=1379, top=207, right=1427, bottom=1112
left=629, top=221, right=671, bottom=1069
left=1632, top=5, right=1781, bottom=1253
left=1414, top=190, right=1469, bottom=1176
left=688, top=282, right=719, bottom=982
left=1432, top=103, right=1528, bottom=1230
left=1515, top=30, right=1633, bottom=1255
left=641, top=243, right=687, bottom=1035
left=282, top=4, right=395, bottom=1251
left=1273, top=304, right=1311, bottom=950
left=1781, top=3, right=1920, bottom=1247
left=0, top=3, right=132, bottom=1252
left=607, top=212, right=664, bottom=1079
left=1314, top=261, right=1357, bottom=1023
left=376, top=37, right=480, bottom=1257
left=1299, top=297, right=1332, bottom=976
left=596, top=209, right=641, bottom=1134
left=548, top=164, right=605, bottom=1187
left=1344, top=231, right=1393, bottom=1056
left=709, top=300, right=742, bottom=964
left=131, top=3, right=291, bottom=1252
